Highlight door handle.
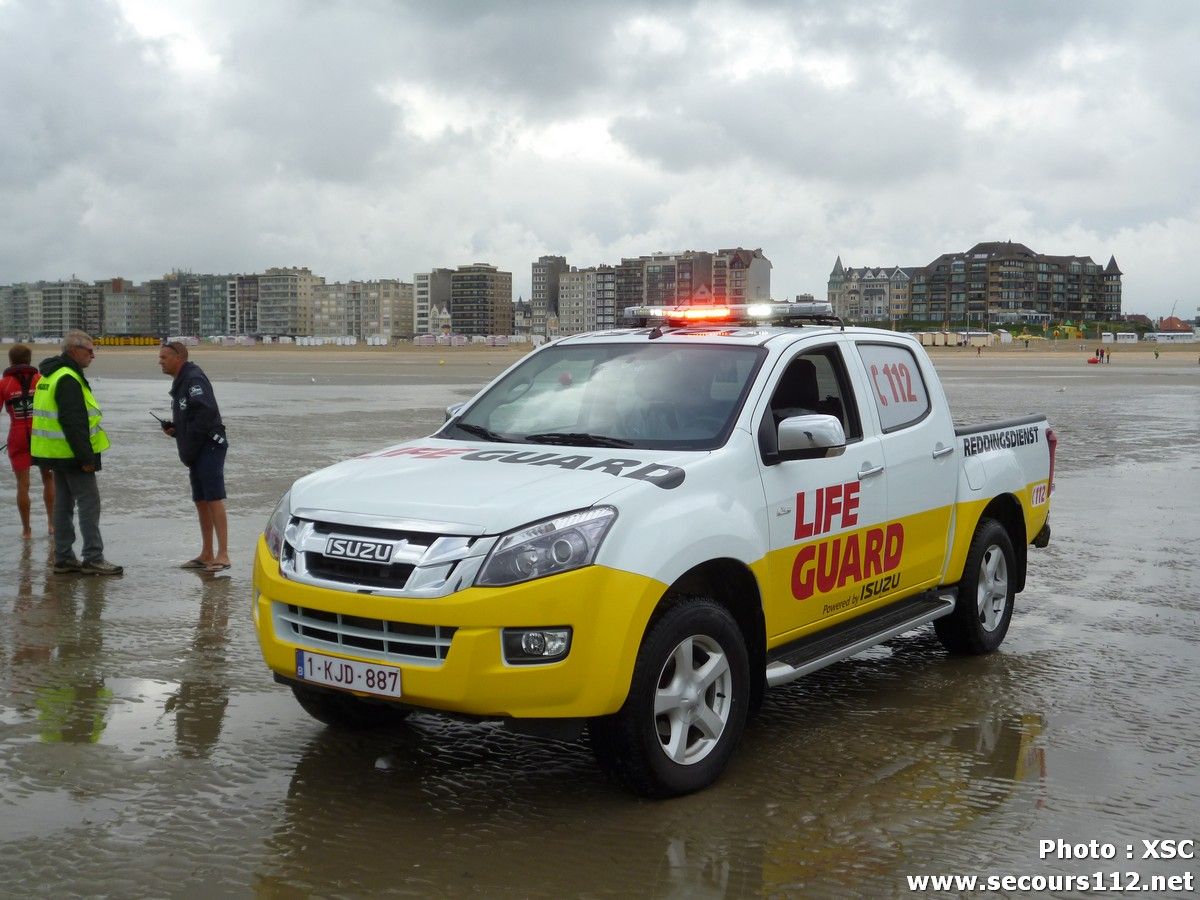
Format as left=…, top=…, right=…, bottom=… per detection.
left=932, top=444, right=954, bottom=459
left=857, top=462, right=884, bottom=478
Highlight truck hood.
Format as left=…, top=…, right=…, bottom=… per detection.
left=288, top=437, right=699, bottom=535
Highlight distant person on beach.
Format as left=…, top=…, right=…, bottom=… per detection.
left=31, top=331, right=122, bottom=575
left=1154, top=348, right=1160, bottom=360
left=1, top=344, right=55, bottom=538
left=158, top=342, right=231, bottom=572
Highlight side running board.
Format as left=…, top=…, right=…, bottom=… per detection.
left=765, top=590, right=957, bottom=687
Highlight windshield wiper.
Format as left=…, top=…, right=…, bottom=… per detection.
left=524, top=432, right=634, bottom=448
left=454, top=422, right=510, bottom=442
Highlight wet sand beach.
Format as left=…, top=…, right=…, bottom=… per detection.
left=1, top=343, right=1197, bottom=896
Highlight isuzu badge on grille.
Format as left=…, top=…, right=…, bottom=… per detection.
left=324, top=537, right=393, bottom=564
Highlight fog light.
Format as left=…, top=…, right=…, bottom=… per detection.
left=502, top=627, right=572, bottom=665
left=522, top=632, right=547, bottom=655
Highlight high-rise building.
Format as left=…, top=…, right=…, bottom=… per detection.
left=258, top=267, right=324, bottom=336
left=197, top=275, right=234, bottom=336
left=615, top=258, right=645, bottom=326
left=101, top=278, right=152, bottom=335
left=610, top=247, right=771, bottom=323
left=317, top=279, right=415, bottom=340
left=558, top=265, right=617, bottom=334
left=0, top=284, right=29, bottom=337
left=716, top=247, right=772, bottom=303
left=22, top=279, right=89, bottom=337
left=363, top=279, right=414, bottom=341
left=233, top=275, right=259, bottom=336
left=450, top=263, right=512, bottom=336
left=531, top=255, right=568, bottom=336
left=413, top=268, right=453, bottom=335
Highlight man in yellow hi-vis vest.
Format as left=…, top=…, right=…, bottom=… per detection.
left=31, top=330, right=123, bottom=575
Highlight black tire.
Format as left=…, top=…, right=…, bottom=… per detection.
left=291, top=683, right=412, bottom=730
left=935, top=518, right=1016, bottom=655
left=589, top=597, right=749, bottom=798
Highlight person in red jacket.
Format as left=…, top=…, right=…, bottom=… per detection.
left=1, top=344, right=55, bottom=538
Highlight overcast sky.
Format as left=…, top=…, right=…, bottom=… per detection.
left=2, top=0, right=1197, bottom=318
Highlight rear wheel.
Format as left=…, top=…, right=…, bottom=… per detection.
left=935, top=518, right=1016, bottom=655
left=291, top=683, right=412, bottom=730
left=590, top=597, right=749, bottom=798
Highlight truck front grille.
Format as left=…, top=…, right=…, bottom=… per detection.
left=276, top=602, right=456, bottom=666
left=304, top=555, right=417, bottom=589
left=281, top=515, right=489, bottom=598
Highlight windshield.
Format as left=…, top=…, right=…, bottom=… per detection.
left=440, top=342, right=766, bottom=451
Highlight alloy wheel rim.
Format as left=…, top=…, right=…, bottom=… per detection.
left=976, top=544, right=1009, bottom=632
left=653, top=635, right=732, bottom=765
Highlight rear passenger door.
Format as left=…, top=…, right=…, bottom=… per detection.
left=756, top=342, right=889, bottom=644
left=852, top=340, right=957, bottom=594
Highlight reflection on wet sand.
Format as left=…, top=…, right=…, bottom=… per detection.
left=7, top=545, right=115, bottom=745
left=164, top=574, right=232, bottom=758
left=253, top=688, right=1046, bottom=897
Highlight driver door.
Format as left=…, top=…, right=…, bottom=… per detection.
left=757, top=343, right=889, bottom=645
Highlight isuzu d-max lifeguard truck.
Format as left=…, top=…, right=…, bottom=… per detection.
left=253, top=302, right=1055, bottom=797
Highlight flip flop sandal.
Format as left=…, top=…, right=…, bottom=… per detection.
left=180, top=558, right=208, bottom=569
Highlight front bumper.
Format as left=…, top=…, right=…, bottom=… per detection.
left=252, top=536, right=665, bottom=718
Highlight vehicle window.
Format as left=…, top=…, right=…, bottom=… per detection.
left=442, top=342, right=766, bottom=451
left=768, top=346, right=861, bottom=441
left=855, top=342, right=931, bottom=432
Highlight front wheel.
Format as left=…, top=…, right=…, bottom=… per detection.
left=291, top=683, right=412, bottom=730
left=935, top=518, right=1016, bottom=655
left=589, top=597, right=749, bottom=798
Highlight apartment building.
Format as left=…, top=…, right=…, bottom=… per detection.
left=558, top=265, right=617, bottom=335
left=450, top=263, right=512, bottom=336
left=830, top=242, right=1123, bottom=324
left=8, top=279, right=92, bottom=337
left=258, top=266, right=324, bottom=336
left=101, top=278, right=153, bottom=335
left=531, top=255, right=569, bottom=336
left=827, top=258, right=916, bottom=321
left=413, top=268, right=453, bottom=335
left=232, top=275, right=259, bottom=336
left=317, top=279, right=415, bottom=340
left=363, top=279, right=414, bottom=340
left=619, top=248, right=770, bottom=326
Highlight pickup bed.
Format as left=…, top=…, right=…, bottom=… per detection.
left=252, top=303, right=1055, bottom=797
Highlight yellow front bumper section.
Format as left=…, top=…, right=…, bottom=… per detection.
left=252, top=536, right=666, bottom=719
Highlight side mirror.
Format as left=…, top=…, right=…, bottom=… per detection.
left=444, top=402, right=465, bottom=423
left=777, top=414, right=846, bottom=459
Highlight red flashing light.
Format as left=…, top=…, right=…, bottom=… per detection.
left=672, top=307, right=731, bottom=321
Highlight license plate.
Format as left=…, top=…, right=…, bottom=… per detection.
left=295, top=650, right=402, bottom=698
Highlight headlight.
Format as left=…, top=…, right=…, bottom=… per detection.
left=264, top=490, right=292, bottom=560
left=475, top=507, right=617, bottom=587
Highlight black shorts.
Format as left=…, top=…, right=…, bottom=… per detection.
left=188, top=441, right=227, bottom=502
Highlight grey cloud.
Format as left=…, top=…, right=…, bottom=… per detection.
left=0, top=1, right=182, bottom=188
left=611, top=77, right=960, bottom=183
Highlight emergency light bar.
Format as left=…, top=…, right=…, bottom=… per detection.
left=624, top=301, right=840, bottom=328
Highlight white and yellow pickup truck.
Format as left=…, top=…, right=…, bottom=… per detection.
left=253, top=302, right=1055, bottom=797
